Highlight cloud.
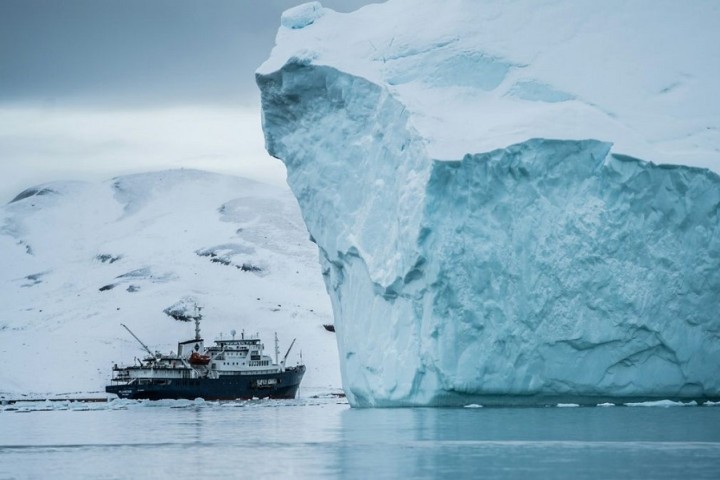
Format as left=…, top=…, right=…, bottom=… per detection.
left=0, top=0, right=381, bottom=201
left=0, top=0, right=379, bottom=108
left=0, top=105, right=287, bottom=203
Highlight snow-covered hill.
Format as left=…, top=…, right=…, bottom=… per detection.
left=0, top=169, right=338, bottom=397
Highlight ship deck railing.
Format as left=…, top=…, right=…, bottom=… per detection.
left=113, top=364, right=192, bottom=371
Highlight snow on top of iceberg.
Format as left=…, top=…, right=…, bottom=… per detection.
left=258, top=0, right=720, bottom=172
left=280, top=2, right=327, bottom=29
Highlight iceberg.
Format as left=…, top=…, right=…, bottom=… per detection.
left=257, top=0, right=720, bottom=406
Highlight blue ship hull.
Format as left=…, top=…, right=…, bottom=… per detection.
left=106, top=366, right=305, bottom=401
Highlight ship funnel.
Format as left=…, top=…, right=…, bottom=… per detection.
left=194, top=306, right=203, bottom=341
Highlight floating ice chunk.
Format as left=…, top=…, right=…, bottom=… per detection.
left=624, top=400, right=698, bottom=407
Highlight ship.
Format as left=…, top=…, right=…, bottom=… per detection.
left=106, top=317, right=305, bottom=401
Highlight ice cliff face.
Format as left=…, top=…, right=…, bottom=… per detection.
left=257, top=1, right=720, bottom=406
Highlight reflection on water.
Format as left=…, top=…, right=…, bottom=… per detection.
left=1, top=398, right=719, bottom=479
left=337, top=407, right=720, bottom=479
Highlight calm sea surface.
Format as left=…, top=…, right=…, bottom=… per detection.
left=1, top=397, right=719, bottom=479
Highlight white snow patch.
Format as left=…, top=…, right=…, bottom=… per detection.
left=281, top=2, right=326, bottom=30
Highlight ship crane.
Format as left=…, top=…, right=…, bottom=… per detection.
left=282, top=338, right=297, bottom=367
left=121, top=323, right=157, bottom=360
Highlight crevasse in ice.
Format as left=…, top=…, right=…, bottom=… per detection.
left=257, top=1, right=720, bottom=406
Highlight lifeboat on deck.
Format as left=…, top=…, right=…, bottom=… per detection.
left=189, top=352, right=211, bottom=365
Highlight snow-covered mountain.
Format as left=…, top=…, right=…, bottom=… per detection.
left=0, top=169, right=338, bottom=397
left=257, top=1, right=720, bottom=406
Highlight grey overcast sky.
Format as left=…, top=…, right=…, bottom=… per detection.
left=0, top=1, right=378, bottom=202
left=0, top=0, right=376, bottom=108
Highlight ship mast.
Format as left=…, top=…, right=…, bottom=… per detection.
left=274, top=332, right=280, bottom=365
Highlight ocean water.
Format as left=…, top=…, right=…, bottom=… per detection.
left=1, top=397, right=719, bottom=479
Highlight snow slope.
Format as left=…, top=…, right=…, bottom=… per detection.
left=257, top=1, right=720, bottom=406
left=0, top=170, right=337, bottom=397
